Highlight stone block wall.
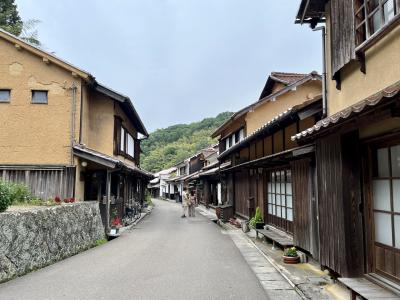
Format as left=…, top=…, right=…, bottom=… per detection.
left=0, top=201, right=104, bottom=283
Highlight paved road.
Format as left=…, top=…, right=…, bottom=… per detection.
left=0, top=199, right=267, bottom=300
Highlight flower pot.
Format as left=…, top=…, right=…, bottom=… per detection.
left=283, top=255, right=300, bottom=264
left=255, top=222, right=265, bottom=229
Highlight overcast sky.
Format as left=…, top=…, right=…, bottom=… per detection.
left=16, top=0, right=321, bottom=132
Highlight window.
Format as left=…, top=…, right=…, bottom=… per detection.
left=32, top=90, right=48, bottom=104
left=127, top=133, right=134, bottom=157
left=116, top=123, right=135, bottom=159
left=120, top=127, right=125, bottom=152
left=267, top=169, right=293, bottom=232
left=225, top=138, right=231, bottom=150
left=239, top=128, right=245, bottom=141
left=180, top=166, right=186, bottom=175
left=371, top=144, right=400, bottom=279
left=355, top=0, right=398, bottom=46
left=0, top=89, right=11, bottom=102
left=372, top=145, right=400, bottom=248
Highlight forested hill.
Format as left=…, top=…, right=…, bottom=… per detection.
left=141, top=112, right=233, bottom=173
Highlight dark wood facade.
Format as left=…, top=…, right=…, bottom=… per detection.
left=303, top=97, right=400, bottom=284
left=219, top=100, right=322, bottom=257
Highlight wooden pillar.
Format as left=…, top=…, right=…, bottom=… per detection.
left=105, top=169, right=111, bottom=233
left=204, top=179, right=211, bottom=207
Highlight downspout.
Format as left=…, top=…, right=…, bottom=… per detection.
left=313, top=26, right=327, bottom=118
left=70, top=83, right=77, bottom=165
left=79, top=82, right=84, bottom=144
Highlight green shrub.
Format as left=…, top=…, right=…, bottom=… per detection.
left=0, top=181, right=13, bottom=212
left=284, top=247, right=298, bottom=257
left=9, top=182, right=32, bottom=204
left=145, top=192, right=153, bottom=206
left=249, top=207, right=263, bottom=228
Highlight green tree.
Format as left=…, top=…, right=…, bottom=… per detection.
left=0, top=0, right=23, bottom=36
left=141, top=112, right=233, bottom=173
left=0, top=0, right=41, bottom=46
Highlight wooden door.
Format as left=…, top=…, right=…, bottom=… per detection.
left=368, top=141, right=400, bottom=282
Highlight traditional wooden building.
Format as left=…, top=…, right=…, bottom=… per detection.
left=296, top=0, right=400, bottom=295
left=0, top=28, right=153, bottom=232
left=212, top=71, right=323, bottom=257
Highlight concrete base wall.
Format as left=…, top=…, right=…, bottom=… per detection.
left=0, top=202, right=104, bottom=283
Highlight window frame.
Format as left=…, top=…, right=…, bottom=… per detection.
left=117, top=124, right=136, bottom=160
left=354, top=0, right=399, bottom=48
left=31, top=90, right=48, bottom=104
left=266, top=168, right=293, bottom=233
left=0, top=89, right=11, bottom=103
left=120, top=127, right=126, bottom=153
left=126, top=132, right=135, bottom=158
left=367, top=140, right=400, bottom=282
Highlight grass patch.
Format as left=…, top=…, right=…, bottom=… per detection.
left=12, top=198, right=58, bottom=207
left=95, top=238, right=107, bottom=246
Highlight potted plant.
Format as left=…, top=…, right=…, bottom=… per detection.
left=283, top=247, right=300, bottom=264
left=249, top=207, right=264, bottom=229
left=109, top=208, right=122, bottom=235
left=54, top=196, right=61, bottom=204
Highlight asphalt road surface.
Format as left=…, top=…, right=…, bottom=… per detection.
left=0, top=199, right=267, bottom=300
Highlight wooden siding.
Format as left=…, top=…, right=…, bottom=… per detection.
left=273, top=130, right=284, bottom=153
left=285, top=123, right=297, bottom=150
left=234, top=169, right=249, bottom=218
left=256, top=140, right=264, bottom=159
left=299, top=117, right=316, bottom=132
left=1, top=167, right=75, bottom=200
left=249, top=143, right=257, bottom=161
left=316, top=134, right=347, bottom=275
left=264, top=136, right=273, bottom=156
left=291, top=158, right=320, bottom=256
left=316, top=131, right=364, bottom=277
left=330, top=0, right=356, bottom=77
left=341, top=130, right=364, bottom=277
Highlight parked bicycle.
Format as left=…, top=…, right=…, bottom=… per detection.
left=122, top=201, right=142, bottom=225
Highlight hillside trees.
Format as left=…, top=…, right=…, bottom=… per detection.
left=141, top=112, right=232, bottom=172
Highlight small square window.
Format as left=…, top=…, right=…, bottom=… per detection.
left=0, top=89, right=11, bottom=102
left=32, top=90, right=48, bottom=104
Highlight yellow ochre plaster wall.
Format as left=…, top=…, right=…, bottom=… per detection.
left=245, top=81, right=321, bottom=134
left=325, top=9, right=400, bottom=116
left=87, top=91, right=114, bottom=157
left=0, top=37, right=82, bottom=165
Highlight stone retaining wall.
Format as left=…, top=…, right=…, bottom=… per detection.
left=0, top=202, right=105, bottom=283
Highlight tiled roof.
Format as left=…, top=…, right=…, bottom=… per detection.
left=73, top=144, right=153, bottom=178
left=292, top=81, right=400, bottom=141
left=212, top=71, right=321, bottom=138
left=270, top=72, right=310, bottom=85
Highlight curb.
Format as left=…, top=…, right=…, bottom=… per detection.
left=217, top=219, right=308, bottom=300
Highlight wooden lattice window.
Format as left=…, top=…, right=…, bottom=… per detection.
left=354, top=0, right=399, bottom=46
left=267, top=169, right=293, bottom=233
left=370, top=143, right=400, bottom=281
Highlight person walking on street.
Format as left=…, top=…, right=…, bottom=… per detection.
left=181, top=186, right=189, bottom=218
left=188, top=190, right=196, bottom=217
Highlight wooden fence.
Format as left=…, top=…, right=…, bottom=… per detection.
left=0, top=166, right=76, bottom=200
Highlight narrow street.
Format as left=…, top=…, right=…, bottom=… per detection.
left=0, top=199, right=268, bottom=300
